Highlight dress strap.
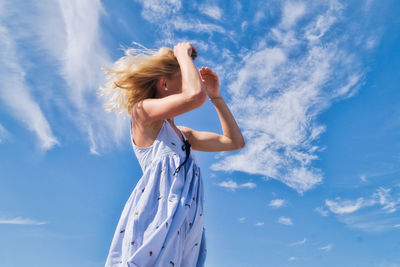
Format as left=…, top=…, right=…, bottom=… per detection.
left=177, top=127, right=187, bottom=142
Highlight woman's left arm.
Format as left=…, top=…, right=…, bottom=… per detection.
left=177, top=67, right=245, bottom=152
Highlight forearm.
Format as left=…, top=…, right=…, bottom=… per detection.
left=210, top=96, right=245, bottom=147
left=177, top=56, right=206, bottom=96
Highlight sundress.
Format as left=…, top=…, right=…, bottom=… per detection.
left=105, top=118, right=207, bottom=267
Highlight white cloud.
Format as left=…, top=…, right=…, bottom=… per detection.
left=288, top=256, right=296, bottom=261
left=31, top=0, right=127, bottom=154
left=238, top=217, right=246, bottom=223
left=172, top=17, right=227, bottom=35
left=253, top=10, right=265, bottom=25
left=319, top=244, right=333, bottom=252
left=365, top=36, right=379, bottom=50
left=269, top=199, right=287, bottom=208
left=199, top=4, right=223, bottom=20
left=325, top=187, right=400, bottom=216
left=255, top=221, right=264, bottom=226
left=241, top=182, right=257, bottom=189
left=280, top=1, right=306, bottom=29
left=210, top=0, right=363, bottom=193
left=325, top=197, right=364, bottom=214
left=0, top=0, right=127, bottom=154
left=321, top=187, right=400, bottom=232
left=241, top=21, right=248, bottom=31
left=134, top=0, right=182, bottom=23
left=373, top=187, right=396, bottom=212
left=315, top=206, right=329, bottom=216
left=0, top=25, right=59, bottom=150
left=289, top=238, right=307, bottom=246
left=0, top=216, right=47, bottom=225
left=304, top=1, right=344, bottom=43
left=0, top=123, right=9, bottom=144
left=278, top=216, right=293, bottom=226
left=360, top=175, right=367, bottom=182
left=216, top=179, right=256, bottom=192
left=358, top=168, right=400, bottom=183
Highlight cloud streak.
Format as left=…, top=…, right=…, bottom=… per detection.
left=0, top=24, right=59, bottom=150
left=320, top=186, right=400, bottom=232
left=289, top=238, right=307, bottom=246
left=216, top=179, right=256, bottom=192
left=0, top=123, right=9, bottom=144
left=0, top=216, right=47, bottom=225
left=198, top=4, right=223, bottom=20
left=32, top=0, right=127, bottom=154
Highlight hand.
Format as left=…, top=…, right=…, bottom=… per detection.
left=173, top=42, right=195, bottom=61
left=199, top=67, right=220, bottom=98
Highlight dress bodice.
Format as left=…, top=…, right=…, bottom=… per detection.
left=130, top=118, right=199, bottom=174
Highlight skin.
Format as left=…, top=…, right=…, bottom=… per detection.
left=131, top=43, right=245, bottom=152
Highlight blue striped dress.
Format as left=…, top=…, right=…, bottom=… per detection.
left=105, top=119, right=207, bottom=267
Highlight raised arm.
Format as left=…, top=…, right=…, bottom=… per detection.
left=132, top=42, right=207, bottom=125
left=177, top=67, right=245, bottom=152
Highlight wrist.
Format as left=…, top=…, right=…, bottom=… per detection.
left=176, top=54, right=192, bottom=62
left=209, top=95, right=223, bottom=100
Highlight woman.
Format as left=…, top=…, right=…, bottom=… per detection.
left=101, top=42, right=245, bottom=266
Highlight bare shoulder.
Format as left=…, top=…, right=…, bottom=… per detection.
left=130, top=107, right=164, bottom=148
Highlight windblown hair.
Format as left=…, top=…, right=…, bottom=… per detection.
left=98, top=42, right=180, bottom=116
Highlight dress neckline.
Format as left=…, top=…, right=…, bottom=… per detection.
left=165, top=119, right=187, bottom=144
left=130, top=118, right=187, bottom=150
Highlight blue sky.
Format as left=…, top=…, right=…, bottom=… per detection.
left=1, top=0, right=400, bottom=266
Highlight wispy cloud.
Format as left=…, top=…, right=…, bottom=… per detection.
left=360, top=175, right=367, bottom=182
left=216, top=179, right=256, bottom=192
left=280, top=1, right=306, bottom=29
left=319, top=186, right=400, bottom=232
left=325, top=197, right=364, bottom=214
left=238, top=217, right=246, bottom=223
left=172, top=17, right=227, bottom=35
left=198, top=4, right=223, bottom=20
left=0, top=23, right=59, bottom=150
left=324, top=187, right=400, bottom=215
left=319, top=243, right=333, bottom=252
left=0, top=216, right=47, bottom=225
left=32, top=0, right=127, bottom=154
left=278, top=216, right=293, bottom=226
left=209, top=0, right=365, bottom=193
left=289, top=238, right=307, bottom=246
left=0, top=0, right=129, bottom=154
left=315, top=206, right=329, bottom=216
left=134, top=0, right=182, bottom=23
left=255, top=221, right=264, bottom=226
left=269, top=198, right=287, bottom=208
left=0, top=123, right=9, bottom=144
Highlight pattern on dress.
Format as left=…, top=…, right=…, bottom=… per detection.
left=105, top=118, right=207, bottom=267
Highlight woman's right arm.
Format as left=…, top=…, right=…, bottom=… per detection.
left=132, top=42, right=207, bottom=124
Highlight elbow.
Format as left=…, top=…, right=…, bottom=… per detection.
left=234, top=139, right=246, bottom=150
left=239, top=140, right=246, bottom=149
left=188, top=90, right=207, bottom=107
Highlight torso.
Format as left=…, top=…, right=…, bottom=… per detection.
left=131, top=115, right=185, bottom=148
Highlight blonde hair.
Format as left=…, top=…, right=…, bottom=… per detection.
left=98, top=42, right=180, bottom=116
